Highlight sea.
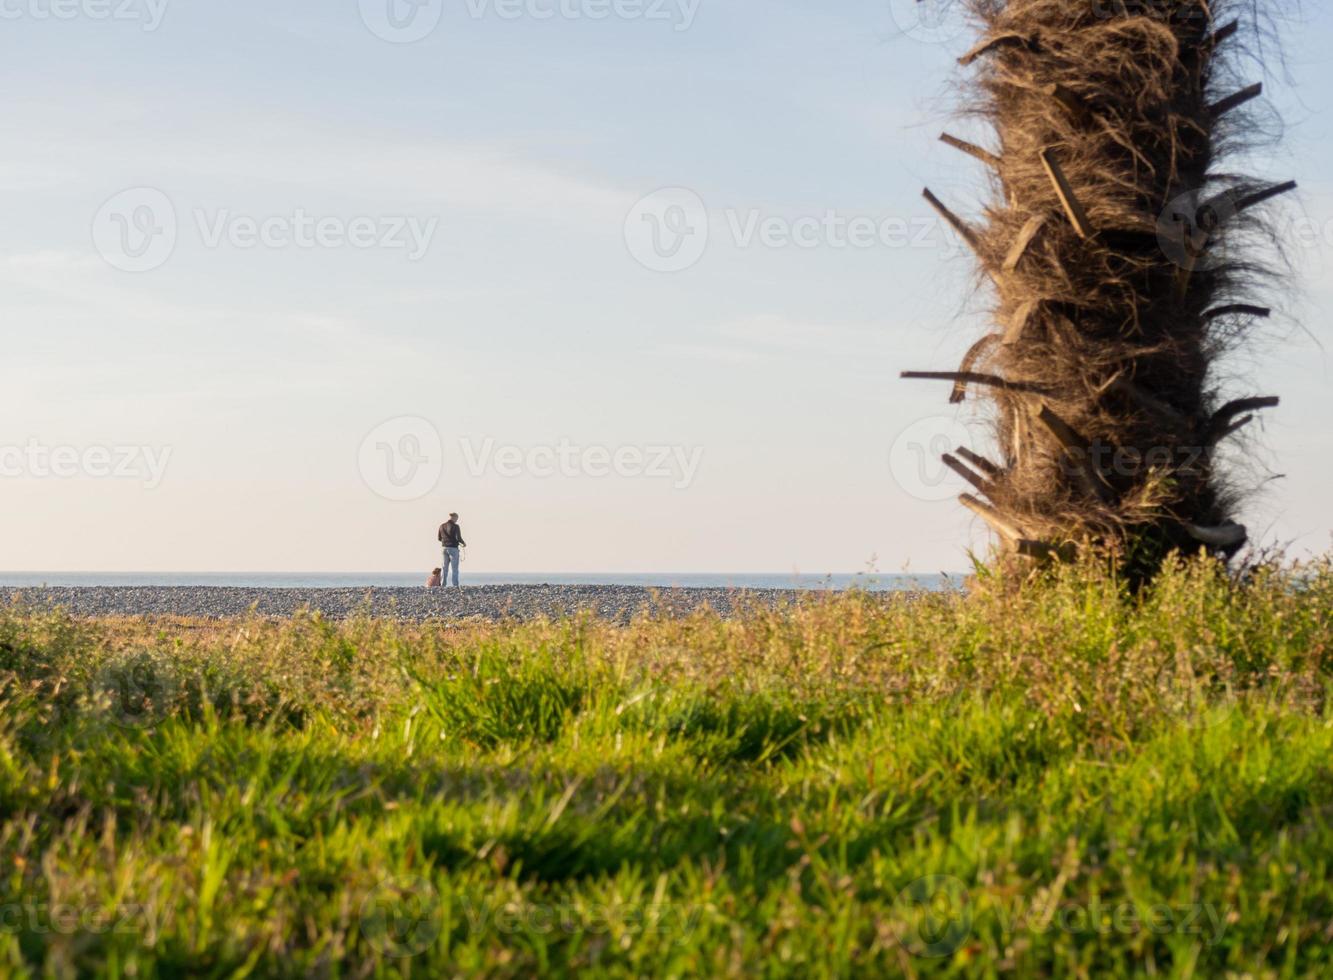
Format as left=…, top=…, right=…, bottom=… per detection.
left=0, top=572, right=960, bottom=592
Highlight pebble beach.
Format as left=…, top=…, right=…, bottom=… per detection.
left=5, top=584, right=831, bottom=623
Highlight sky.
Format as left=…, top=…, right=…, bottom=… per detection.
left=2, top=0, right=1331, bottom=575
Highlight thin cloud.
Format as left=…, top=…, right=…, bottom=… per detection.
left=5, top=108, right=633, bottom=226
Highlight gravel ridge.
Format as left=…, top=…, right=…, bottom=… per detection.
left=5, top=585, right=837, bottom=622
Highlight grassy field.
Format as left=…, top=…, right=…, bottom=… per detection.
left=2, top=557, right=1331, bottom=978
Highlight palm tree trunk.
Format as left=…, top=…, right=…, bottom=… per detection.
left=907, top=1, right=1292, bottom=576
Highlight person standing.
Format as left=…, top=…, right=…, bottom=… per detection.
left=437, top=512, right=467, bottom=587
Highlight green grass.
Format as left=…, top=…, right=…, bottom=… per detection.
left=1, top=556, right=1332, bottom=977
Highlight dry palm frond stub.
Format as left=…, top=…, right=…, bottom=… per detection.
left=903, top=0, right=1295, bottom=576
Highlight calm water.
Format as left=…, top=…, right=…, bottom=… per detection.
left=0, top=571, right=959, bottom=592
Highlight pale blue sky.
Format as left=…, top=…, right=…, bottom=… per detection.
left=2, top=1, right=1330, bottom=574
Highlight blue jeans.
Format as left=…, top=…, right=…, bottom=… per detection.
left=442, top=547, right=461, bottom=587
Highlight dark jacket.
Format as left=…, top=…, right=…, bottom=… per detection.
left=438, top=521, right=466, bottom=548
